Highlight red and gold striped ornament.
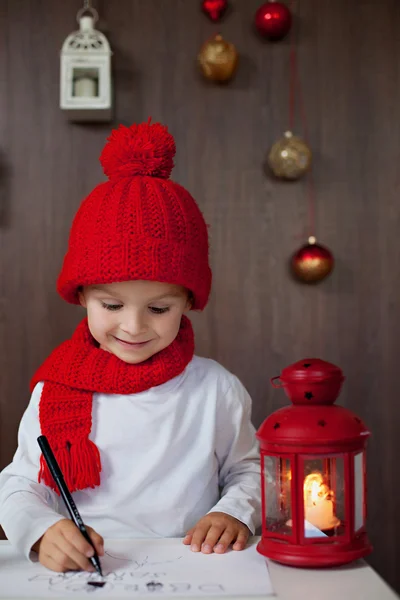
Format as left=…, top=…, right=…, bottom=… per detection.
left=291, top=237, right=334, bottom=283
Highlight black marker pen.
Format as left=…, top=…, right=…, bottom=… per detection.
left=37, top=435, right=103, bottom=577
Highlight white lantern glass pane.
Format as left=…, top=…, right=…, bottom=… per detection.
left=303, top=456, right=345, bottom=538
left=264, top=456, right=292, bottom=535
left=72, top=68, right=99, bottom=97
left=354, top=452, right=364, bottom=531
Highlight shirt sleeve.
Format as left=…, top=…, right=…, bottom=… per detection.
left=0, top=382, right=65, bottom=561
left=207, top=375, right=262, bottom=535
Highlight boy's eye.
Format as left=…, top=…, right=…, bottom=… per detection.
left=149, top=306, right=170, bottom=314
left=101, top=302, right=122, bottom=311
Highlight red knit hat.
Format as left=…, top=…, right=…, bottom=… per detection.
left=57, top=121, right=212, bottom=310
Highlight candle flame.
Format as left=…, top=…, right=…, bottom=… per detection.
left=284, top=470, right=340, bottom=530
left=304, top=472, right=334, bottom=505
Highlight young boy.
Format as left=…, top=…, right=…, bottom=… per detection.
left=0, top=121, right=261, bottom=573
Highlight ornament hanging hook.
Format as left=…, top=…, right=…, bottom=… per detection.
left=77, top=0, right=99, bottom=25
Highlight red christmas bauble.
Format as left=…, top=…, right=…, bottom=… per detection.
left=291, top=237, right=334, bottom=283
left=254, top=2, right=292, bottom=40
left=202, top=0, right=228, bottom=21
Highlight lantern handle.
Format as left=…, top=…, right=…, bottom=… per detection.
left=270, top=376, right=283, bottom=388
left=77, top=2, right=99, bottom=25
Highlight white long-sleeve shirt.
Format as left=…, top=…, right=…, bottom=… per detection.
left=0, top=356, right=261, bottom=561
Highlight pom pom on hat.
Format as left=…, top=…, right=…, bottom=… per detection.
left=100, top=119, right=176, bottom=180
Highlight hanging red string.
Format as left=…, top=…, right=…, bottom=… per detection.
left=287, top=1, right=334, bottom=283
left=288, top=0, right=316, bottom=240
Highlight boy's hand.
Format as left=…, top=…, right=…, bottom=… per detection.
left=32, top=518, right=104, bottom=573
left=182, top=512, right=250, bottom=554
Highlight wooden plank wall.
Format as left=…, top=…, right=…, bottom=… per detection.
left=0, top=0, right=399, bottom=592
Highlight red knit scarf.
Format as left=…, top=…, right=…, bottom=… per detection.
left=31, top=315, right=194, bottom=494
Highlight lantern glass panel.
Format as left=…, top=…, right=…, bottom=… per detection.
left=72, top=67, right=99, bottom=97
left=264, top=455, right=292, bottom=535
left=303, top=456, right=345, bottom=538
left=354, top=452, right=364, bottom=531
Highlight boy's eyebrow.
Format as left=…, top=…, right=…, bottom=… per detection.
left=91, top=286, right=113, bottom=293
left=148, top=292, right=183, bottom=301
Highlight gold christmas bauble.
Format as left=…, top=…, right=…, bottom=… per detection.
left=267, top=131, right=312, bottom=180
left=198, top=33, right=238, bottom=83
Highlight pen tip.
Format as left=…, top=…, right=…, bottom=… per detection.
left=88, top=581, right=105, bottom=588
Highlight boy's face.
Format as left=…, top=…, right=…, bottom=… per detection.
left=79, top=280, right=192, bottom=364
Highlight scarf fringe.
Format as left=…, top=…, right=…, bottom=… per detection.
left=39, top=439, right=102, bottom=493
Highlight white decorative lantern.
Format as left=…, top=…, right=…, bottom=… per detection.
left=60, top=3, right=112, bottom=122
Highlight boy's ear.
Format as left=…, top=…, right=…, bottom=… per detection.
left=78, top=289, right=87, bottom=308
left=185, top=291, right=194, bottom=312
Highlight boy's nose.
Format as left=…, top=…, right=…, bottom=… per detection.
left=120, top=312, right=148, bottom=337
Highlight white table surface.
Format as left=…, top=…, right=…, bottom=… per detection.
left=0, top=538, right=398, bottom=600
left=266, top=555, right=399, bottom=600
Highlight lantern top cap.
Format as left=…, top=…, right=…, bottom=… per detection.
left=61, top=17, right=111, bottom=56
left=280, top=358, right=343, bottom=383
left=258, top=358, right=370, bottom=448
left=272, top=358, right=344, bottom=406
left=80, top=16, right=95, bottom=32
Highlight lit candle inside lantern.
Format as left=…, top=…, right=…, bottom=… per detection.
left=74, top=76, right=97, bottom=97
left=304, top=472, right=340, bottom=531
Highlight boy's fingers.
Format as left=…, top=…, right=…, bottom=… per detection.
left=183, top=527, right=195, bottom=544
left=190, top=523, right=212, bottom=552
left=232, top=529, right=250, bottom=551
left=62, top=523, right=96, bottom=558
left=58, top=534, right=96, bottom=571
left=86, top=527, right=104, bottom=556
left=45, top=547, right=84, bottom=572
left=202, top=525, right=229, bottom=554
left=41, top=555, right=72, bottom=573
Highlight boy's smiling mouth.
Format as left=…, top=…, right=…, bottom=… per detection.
left=113, top=337, right=151, bottom=347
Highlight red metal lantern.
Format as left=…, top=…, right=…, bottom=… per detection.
left=256, top=358, right=372, bottom=567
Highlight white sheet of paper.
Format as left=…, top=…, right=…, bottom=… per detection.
left=0, top=538, right=274, bottom=599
